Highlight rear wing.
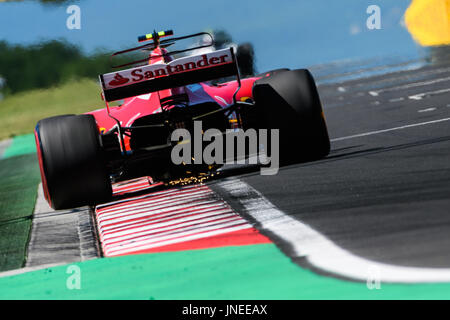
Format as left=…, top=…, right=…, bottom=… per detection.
left=99, top=48, right=238, bottom=102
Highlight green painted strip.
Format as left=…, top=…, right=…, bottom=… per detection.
left=0, top=154, right=41, bottom=272
left=1, top=244, right=450, bottom=299
left=2, top=134, right=36, bottom=159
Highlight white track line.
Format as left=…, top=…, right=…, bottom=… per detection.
left=331, top=117, right=450, bottom=142
left=369, top=75, right=450, bottom=96
left=350, top=66, right=450, bottom=93
left=418, top=107, right=437, bottom=113
left=218, top=178, right=450, bottom=283
left=409, top=88, right=450, bottom=100
left=388, top=97, right=405, bottom=103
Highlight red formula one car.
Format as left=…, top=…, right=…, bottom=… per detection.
left=34, top=30, right=330, bottom=209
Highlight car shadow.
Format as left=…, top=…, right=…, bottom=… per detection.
left=105, top=135, right=450, bottom=201
left=212, top=135, right=450, bottom=179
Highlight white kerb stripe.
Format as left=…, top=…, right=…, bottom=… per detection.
left=218, top=178, right=450, bottom=283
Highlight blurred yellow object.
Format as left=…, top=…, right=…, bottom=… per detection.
left=405, top=0, right=450, bottom=46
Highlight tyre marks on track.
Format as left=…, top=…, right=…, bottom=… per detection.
left=95, top=180, right=270, bottom=257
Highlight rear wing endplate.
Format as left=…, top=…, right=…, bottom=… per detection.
left=99, top=48, right=238, bottom=102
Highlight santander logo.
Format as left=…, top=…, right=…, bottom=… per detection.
left=108, top=73, right=130, bottom=87
left=103, top=48, right=233, bottom=90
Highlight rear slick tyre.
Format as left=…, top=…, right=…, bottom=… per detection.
left=35, top=114, right=112, bottom=209
left=253, top=69, right=331, bottom=166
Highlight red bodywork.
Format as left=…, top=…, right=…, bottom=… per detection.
left=87, top=46, right=259, bottom=151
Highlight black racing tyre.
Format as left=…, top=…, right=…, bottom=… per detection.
left=252, top=69, right=330, bottom=165
left=240, top=69, right=291, bottom=130
left=35, top=114, right=112, bottom=209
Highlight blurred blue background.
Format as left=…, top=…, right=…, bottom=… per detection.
left=0, top=0, right=420, bottom=72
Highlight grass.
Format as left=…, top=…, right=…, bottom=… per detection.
left=0, top=153, right=41, bottom=272
left=0, top=78, right=103, bottom=140
left=0, top=78, right=111, bottom=271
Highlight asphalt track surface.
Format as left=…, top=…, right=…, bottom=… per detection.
left=211, top=59, right=450, bottom=271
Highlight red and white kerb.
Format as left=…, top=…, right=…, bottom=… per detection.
left=95, top=179, right=269, bottom=257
